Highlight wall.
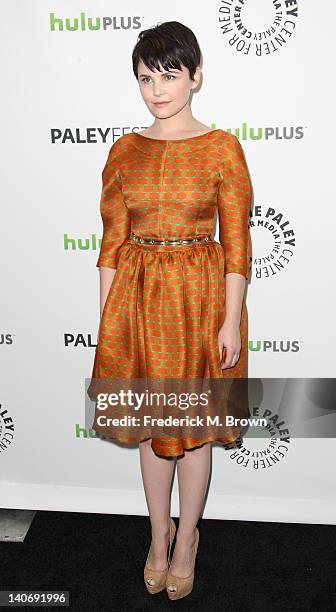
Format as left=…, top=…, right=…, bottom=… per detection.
left=1, top=1, right=335, bottom=524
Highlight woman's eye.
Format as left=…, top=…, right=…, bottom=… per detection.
left=140, top=75, right=176, bottom=84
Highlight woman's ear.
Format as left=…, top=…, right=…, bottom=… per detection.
left=191, top=65, right=202, bottom=90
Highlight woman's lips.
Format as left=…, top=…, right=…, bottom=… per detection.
left=154, top=102, right=170, bottom=106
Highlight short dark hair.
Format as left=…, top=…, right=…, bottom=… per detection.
left=132, top=21, right=202, bottom=81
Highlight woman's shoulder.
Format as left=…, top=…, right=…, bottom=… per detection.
left=216, top=129, right=239, bottom=144
left=104, top=132, right=137, bottom=164
left=108, top=132, right=133, bottom=152
left=195, top=128, right=240, bottom=151
left=216, top=130, right=248, bottom=160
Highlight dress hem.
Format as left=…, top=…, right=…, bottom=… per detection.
left=92, top=431, right=243, bottom=458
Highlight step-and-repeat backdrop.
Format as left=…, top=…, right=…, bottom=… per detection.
left=1, top=2, right=335, bottom=524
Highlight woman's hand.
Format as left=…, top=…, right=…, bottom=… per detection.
left=218, top=320, right=241, bottom=369
left=99, top=267, right=116, bottom=318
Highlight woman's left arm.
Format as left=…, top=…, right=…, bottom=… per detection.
left=219, top=273, right=247, bottom=368
left=217, top=134, right=253, bottom=369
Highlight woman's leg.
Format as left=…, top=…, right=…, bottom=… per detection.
left=169, top=442, right=211, bottom=575
left=139, top=439, right=176, bottom=570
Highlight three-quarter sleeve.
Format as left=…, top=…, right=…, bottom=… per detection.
left=217, top=135, right=252, bottom=279
left=96, top=144, right=131, bottom=269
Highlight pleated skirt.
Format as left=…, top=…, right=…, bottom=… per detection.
left=88, top=238, right=249, bottom=458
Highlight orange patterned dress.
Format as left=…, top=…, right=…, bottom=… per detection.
left=89, top=128, right=252, bottom=458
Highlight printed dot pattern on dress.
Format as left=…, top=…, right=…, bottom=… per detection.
left=89, top=129, right=253, bottom=458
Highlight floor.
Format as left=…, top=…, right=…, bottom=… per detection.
left=1, top=510, right=336, bottom=611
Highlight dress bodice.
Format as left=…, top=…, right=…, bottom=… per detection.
left=96, top=128, right=252, bottom=279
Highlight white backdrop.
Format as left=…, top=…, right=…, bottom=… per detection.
left=1, top=1, right=336, bottom=524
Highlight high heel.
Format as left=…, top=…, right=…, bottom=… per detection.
left=144, top=517, right=176, bottom=594
left=166, top=527, right=199, bottom=600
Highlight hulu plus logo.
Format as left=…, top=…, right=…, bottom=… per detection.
left=49, top=12, right=142, bottom=32
left=64, top=233, right=101, bottom=253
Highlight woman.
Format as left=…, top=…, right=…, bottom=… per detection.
left=88, top=21, right=252, bottom=600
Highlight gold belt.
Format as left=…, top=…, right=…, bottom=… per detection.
left=130, top=232, right=212, bottom=245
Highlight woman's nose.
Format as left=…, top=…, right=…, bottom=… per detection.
left=153, top=83, right=165, bottom=96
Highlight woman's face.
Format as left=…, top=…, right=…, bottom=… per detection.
left=137, top=59, right=201, bottom=119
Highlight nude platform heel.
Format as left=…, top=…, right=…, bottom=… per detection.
left=144, top=517, right=176, bottom=594
left=165, top=527, right=199, bottom=600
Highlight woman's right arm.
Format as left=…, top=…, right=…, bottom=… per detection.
left=96, top=140, right=132, bottom=318
left=98, top=267, right=116, bottom=318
